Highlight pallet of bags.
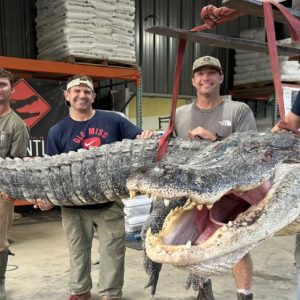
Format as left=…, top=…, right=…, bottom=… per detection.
left=122, top=195, right=152, bottom=238
left=35, top=0, right=136, bottom=63
left=234, top=28, right=300, bottom=86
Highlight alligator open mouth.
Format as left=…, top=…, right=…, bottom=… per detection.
left=157, top=181, right=271, bottom=247
left=132, top=162, right=300, bottom=276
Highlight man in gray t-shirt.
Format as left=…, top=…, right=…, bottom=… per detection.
left=175, top=98, right=256, bottom=139
left=175, top=56, right=256, bottom=300
left=0, top=68, right=29, bottom=299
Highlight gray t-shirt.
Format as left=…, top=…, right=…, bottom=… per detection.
left=175, top=99, right=257, bottom=139
left=0, top=110, right=29, bottom=158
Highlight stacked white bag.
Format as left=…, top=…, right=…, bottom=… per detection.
left=35, top=0, right=136, bottom=63
left=234, top=27, right=300, bottom=86
left=122, top=195, right=152, bottom=235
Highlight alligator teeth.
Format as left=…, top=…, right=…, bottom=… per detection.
left=130, top=190, right=137, bottom=198
left=228, top=221, right=233, bottom=227
left=186, top=198, right=192, bottom=205
left=164, top=199, right=170, bottom=207
left=146, top=228, right=152, bottom=236
left=185, top=198, right=197, bottom=208
left=185, top=240, right=192, bottom=249
left=207, top=204, right=213, bottom=210
left=221, top=226, right=227, bottom=232
left=151, top=195, right=158, bottom=201
left=197, top=204, right=203, bottom=211
left=155, top=245, right=162, bottom=253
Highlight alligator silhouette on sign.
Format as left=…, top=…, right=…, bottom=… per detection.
left=10, top=95, right=40, bottom=120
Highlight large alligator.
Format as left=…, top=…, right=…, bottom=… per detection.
left=0, top=137, right=209, bottom=205
left=1, top=130, right=300, bottom=298
left=127, top=130, right=300, bottom=289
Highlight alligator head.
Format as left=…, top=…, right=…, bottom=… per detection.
left=127, top=131, right=300, bottom=276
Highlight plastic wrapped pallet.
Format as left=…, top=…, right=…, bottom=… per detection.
left=122, top=195, right=152, bottom=234
left=234, top=28, right=300, bottom=86
left=124, top=215, right=149, bottom=233
left=35, top=0, right=136, bottom=63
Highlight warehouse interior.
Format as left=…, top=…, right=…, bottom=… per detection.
left=1, top=0, right=300, bottom=299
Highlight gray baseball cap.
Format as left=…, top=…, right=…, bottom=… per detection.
left=192, top=56, right=222, bottom=73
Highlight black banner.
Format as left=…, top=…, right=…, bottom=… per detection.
left=12, top=78, right=69, bottom=157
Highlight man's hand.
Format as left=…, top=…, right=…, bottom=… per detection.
left=0, top=192, right=14, bottom=201
left=188, top=127, right=217, bottom=141
left=137, top=130, right=154, bottom=140
left=33, top=199, right=55, bottom=211
left=271, top=122, right=287, bottom=133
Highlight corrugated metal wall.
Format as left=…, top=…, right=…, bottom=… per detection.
left=0, top=0, right=37, bottom=58
left=135, top=0, right=264, bottom=95
left=0, top=0, right=265, bottom=96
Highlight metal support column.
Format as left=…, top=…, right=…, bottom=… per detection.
left=273, top=95, right=278, bottom=126
left=136, top=66, right=143, bottom=127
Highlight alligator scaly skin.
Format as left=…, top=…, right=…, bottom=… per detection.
left=0, top=137, right=208, bottom=206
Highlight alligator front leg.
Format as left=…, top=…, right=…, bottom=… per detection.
left=196, top=278, right=215, bottom=300
left=141, top=198, right=187, bottom=295
left=186, top=273, right=215, bottom=300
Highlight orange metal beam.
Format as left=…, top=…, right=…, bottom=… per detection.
left=14, top=200, right=33, bottom=206
left=0, top=56, right=140, bottom=84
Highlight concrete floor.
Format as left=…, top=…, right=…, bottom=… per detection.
left=5, top=207, right=297, bottom=300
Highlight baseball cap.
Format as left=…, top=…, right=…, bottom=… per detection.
left=66, top=78, right=94, bottom=91
left=65, top=77, right=94, bottom=106
left=192, top=56, right=222, bottom=73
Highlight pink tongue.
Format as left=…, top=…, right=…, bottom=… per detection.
left=231, top=181, right=271, bottom=205
left=210, top=181, right=271, bottom=225
left=195, top=181, right=271, bottom=243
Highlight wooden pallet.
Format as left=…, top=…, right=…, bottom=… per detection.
left=233, top=80, right=274, bottom=90
left=289, top=55, right=300, bottom=62
left=231, top=80, right=300, bottom=100
left=61, top=56, right=137, bottom=68
left=233, top=80, right=300, bottom=91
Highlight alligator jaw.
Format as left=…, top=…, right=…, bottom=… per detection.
left=144, top=164, right=300, bottom=275
left=145, top=182, right=270, bottom=265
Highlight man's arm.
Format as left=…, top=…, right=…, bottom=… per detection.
left=272, top=91, right=300, bottom=132
left=10, top=123, right=29, bottom=157
left=286, top=111, right=300, bottom=130
left=272, top=111, right=300, bottom=132
left=0, top=121, right=29, bottom=201
left=47, top=127, right=62, bottom=156
left=136, top=130, right=154, bottom=139
left=234, top=105, right=257, bottom=132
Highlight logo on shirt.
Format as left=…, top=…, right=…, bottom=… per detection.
left=219, top=120, right=232, bottom=127
left=82, top=137, right=101, bottom=149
